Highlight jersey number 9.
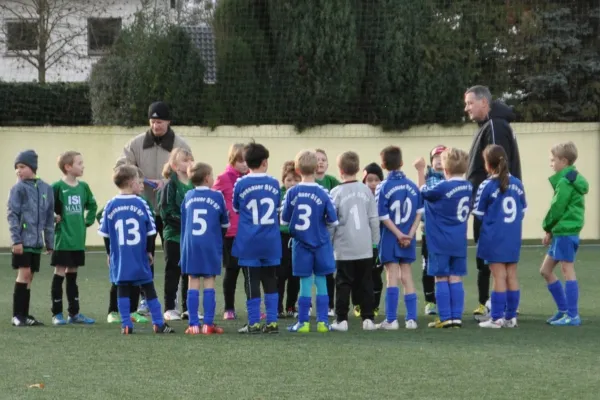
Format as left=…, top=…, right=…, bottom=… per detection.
left=503, top=197, right=517, bottom=223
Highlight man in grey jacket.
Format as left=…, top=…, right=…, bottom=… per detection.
left=8, top=150, right=54, bottom=326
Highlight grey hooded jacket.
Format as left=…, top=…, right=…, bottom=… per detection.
left=7, top=178, right=55, bottom=249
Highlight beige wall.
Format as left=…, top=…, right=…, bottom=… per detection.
left=1, top=123, right=598, bottom=247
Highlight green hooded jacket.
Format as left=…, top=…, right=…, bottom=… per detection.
left=542, top=166, right=588, bottom=236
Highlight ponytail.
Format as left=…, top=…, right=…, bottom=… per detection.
left=483, top=144, right=510, bottom=192
left=498, top=157, right=509, bottom=193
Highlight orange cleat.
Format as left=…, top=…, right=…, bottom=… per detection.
left=201, top=324, right=224, bottom=335
left=185, top=325, right=201, bottom=335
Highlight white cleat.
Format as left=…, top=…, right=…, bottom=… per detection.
left=330, top=320, right=349, bottom=332
left=405, top=319, right=418, bottom=330
left=163, top=310, right=182, bottom=321
left=503, top=317, right=518, bottom=328
left=479, top=318, right=504, bottom=329
left=327, top=308, right=335, bottom=317
left=376, top=319, right=400, bottom=330
left=362, top=319, right=377, bottom=331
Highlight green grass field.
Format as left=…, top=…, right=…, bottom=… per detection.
left=1, top=246, right=599, bottom=400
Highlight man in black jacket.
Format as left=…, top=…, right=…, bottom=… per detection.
left=464, top=85, right=522, bottom=321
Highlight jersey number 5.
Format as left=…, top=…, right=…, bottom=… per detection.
left=247, top=198, right=276, bottom=225
left=192, top=209, right=208, bottom=236
left=115, top=218, right=141, bottom=246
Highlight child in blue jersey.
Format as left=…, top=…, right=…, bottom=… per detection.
left=473, top=145, right=526, bottom=328
left=181, top=162, right=230, bottom=335
left=375, top=146, right=423, bottom=330
left=281, top=150, right=339, bottom=333
left=233, top=142, right=282, bottom=334
left=416, top=148, right=472, bottom=328
left=540, top=142, right=588, bottom=326
left=98, top=165, right=174, bottom=334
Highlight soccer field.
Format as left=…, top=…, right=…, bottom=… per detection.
left=1, top=246, right=599, bottom=400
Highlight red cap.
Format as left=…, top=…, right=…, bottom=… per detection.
left=430, top=145, right=447, bottom=162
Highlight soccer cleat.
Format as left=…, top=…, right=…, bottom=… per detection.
left=153, top=323, right=175, bottom=334
left=353, top=305, right=361, bottom=318
left=262, top=322, right=279, bottom=334
left=479, top=318, right=504, bottom=329
left=278, top=311, right=287, bottom=319
left=121, top=326, right=134, bottom=335
left=330, top=320, right=349, bottom=332
left=424, top=302, right=437, bottom=316
left=328, top=309, right=335, bottom=317
left=68, top=313, right=95, bottom=324
left=130, top=312, right=149, bottom=324
left=546, top=311, right=566, bottom=324
left=362, top=319, right=377, bottom=331
left=107, top=312, right=121, bottom=324
left=223, top=310, right=237, bottom=320
left=405, top=319, right=418, bottom=330
left=473, top=304, right=490, bottom=322
left=11, top=316, right=26, bottom=327
left=317, top=321, right=330, bottom=333
left=52, top=313, right=67, bottom=326
left=427, top=318, right=453, bottom=328
left=503, top=318, right=518, bottom=328
left=451, top=319, right=463, bottom=328
left=137, top=299, right=149, bottom=315
left=286, top=308, right=297, bottom=318
left=238, top=323, right=262, bottom=334
left=163, top=310, right=182, bottom=321
left=376, top=320, right=399, bottom=330
left=185, top=325, right=201, bottom=335
left=202, top=324, right=224, bottom=335
left=550, top=315, right=581, bottom=326
left=25, top=315, right=44, bottom=326
left=288, top=321, right=310, bottom=333
left=373, top=307, right=379, bottom=317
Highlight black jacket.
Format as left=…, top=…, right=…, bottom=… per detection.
left=466, top=101, right=522, bottom=192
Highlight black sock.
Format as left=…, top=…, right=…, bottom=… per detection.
left=108, top=284, right=118, bottom=313
left=25, top=288, right=31, bottom=317
left=422, top=270, right=436, bottom=304
left=51, top=274, right=65, bottom=316
left=477, top=262, right=491, bottom=305
left=130, top=286, right=140, bottom=313
left=13, top=282, right=27, bottom=317
left=66, top=272, right=80, bottom=316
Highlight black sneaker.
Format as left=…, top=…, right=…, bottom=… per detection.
left=26, top=315, right=44, bottom=326
left=262, top=322, right=279, bottom=334
left=286, top=308, right=297, bottom=318
left=181, top=311, right=189, bottom=321
left=153, top=323, right=175, bottom=334
left=238, top=323, right=262, bottom=334
left=278, top=311, right=287, bottom=319
left=121, top=326, right=134, bottom=335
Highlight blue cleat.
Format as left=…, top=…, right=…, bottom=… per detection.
left=52, top=313, right=67, bottom=326
left=546, top=311, right=566, bottom=324
left=68, top=313, right=96, bottom=324
left=287, top=321, right=310, bottom=333
left=550, top=315, right=581, bottom=326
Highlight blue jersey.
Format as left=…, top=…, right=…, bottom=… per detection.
left=376, top=171, right=423, bottom=261
left=473, top=176, right=527, bottom=263
left=421, top=178, right=472, bottom=257
left=180, top=187, right=230, bottom=277
left=280, top=182, right=338, bottom=249
left=232, top=173, right=282, bottom=261
left=98, top=195, right=156, bottom=284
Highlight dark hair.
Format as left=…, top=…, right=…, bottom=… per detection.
left=244, top=141, right=269, bottom=169
left=380, top=146, right=402, bottom=171
left=483, top=144, right=509, bottom=192
left=113, top=165, right=139, bottom=189
left=281, top=160, right=299, bottom=182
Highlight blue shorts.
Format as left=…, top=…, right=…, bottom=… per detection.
left=115, top=279, right=153, bottom=286
left=379, top=230, right=416, bottom=265
left=238, top=258, right=280, bottom=268
left=292, top=240, right=335, bottom=277
left=427, top=253, right=467, bottom=277
left=188, top=274, right=216, bottom=279
left=548, top=235, right=579, bottom=263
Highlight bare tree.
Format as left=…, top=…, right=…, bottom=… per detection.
left=0, top=0, right=122, bottom=83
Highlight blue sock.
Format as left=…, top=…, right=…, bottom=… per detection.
left=505, top=290, right=520, bottom=320
left=449, top=281, right=465, bottom=320
left=547, top=280, right=567, bottom=312
left=385, top=287, right=399, bottom=323
left=117, top=297, right=133, bottom=329
left=565, top=280, right=579, bottom=318
left=203, top=288, right=215, bottom=326
left=187, top=289, right=200, bottom=327
left=147, top=297, right=164, bottom=325
left=247, top=297, right=261, bottom=325
left=490, top=291, right=506, bottom=320
left=435, top=281, right=451, bottom=321
left=264, top=293, right=278, bottom=324
left=404, top=293, right=417, bottom=321
left=298, top=296, right=311, bottom=324
left=316, top=295, right=329, bottom=323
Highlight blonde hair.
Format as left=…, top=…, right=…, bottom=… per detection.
left=113, top=165, right=139, bottom=189
left=315, top=148, right=328, bottom=159
left=162, top=147, right=194, bottom=179
left=441, top=147, right=468, bottom=176
left=337, top=151, right=360, bottom=176
left=551, top=141, right=578, bottom=165
left=57, top=151, right=81, bottom=174
left=295, top=150, right=318, bottom=176
left=188, top=162, right=213, bottom=186
left=281, top=160, right=300, bottom=182
left=228, top=143, right=245, bottom=166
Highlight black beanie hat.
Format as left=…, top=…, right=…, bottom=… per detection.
left=14, top=149, right=38, bottom=172
left=362, top=162, right=384, bottom=183
left=148, top=101, right=170, bottom=120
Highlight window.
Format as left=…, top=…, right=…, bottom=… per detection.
left=6, top=20, right=38, bottom=51
left=87, top=18, right=121, bottom=55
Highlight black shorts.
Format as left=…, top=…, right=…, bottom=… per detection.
left=12, top=252, right=41, bottom=272
left=50, top=250, right=85, bottom=267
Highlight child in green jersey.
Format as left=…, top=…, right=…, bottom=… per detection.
left=50, top=151, right=97, bottom=325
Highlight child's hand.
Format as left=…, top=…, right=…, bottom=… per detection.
left=54, top=215, right=62, bottom=223
left=413, top=157, right=426, bottom=171
left=12, top=244, right=23, bottom=255
left=148, top=253, right=154, bottom=265
left=46, top=248, right=53, bottom=255
left=542, top=232, right=552, bottom=246
left=400, top=238, right=411, bottom=248
left=106, top=255, right=110, bottom=268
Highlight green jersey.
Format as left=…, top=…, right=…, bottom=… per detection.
left=316, top=174, right=340, bottom=191
left=53, top=180, right=97, bottom=251
left=160, top=174, right=193, bottom=243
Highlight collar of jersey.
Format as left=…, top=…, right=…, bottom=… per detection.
left=247, top=172, right=268, bottom=177
left=447, top=177, right=467, bottom=181
left=116, top=194, right=137, bottom=199
left=298, top=182, right=320, bottom=186
left=194, top=186, right=209, bottom=190
left=387, top=170, right=405, bottom=180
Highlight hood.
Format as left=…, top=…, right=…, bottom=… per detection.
left=549, top=166, right=589, bottom=195
left=488, top=100, right=516, bottom=122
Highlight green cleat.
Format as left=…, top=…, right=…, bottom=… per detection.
left=130, top=312, right=149, bottom=324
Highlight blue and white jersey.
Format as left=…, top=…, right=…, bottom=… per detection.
left=180, top=187, right=230, bottom=276
left=421, top=178, right=473, bottom=257
left=473, top=175, right=527, bottom=263
left=232, top=173, right=282, bottom=261
left=98, top=195, right=156, bottom=283
left=281, top=182, right=338, bottom=249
